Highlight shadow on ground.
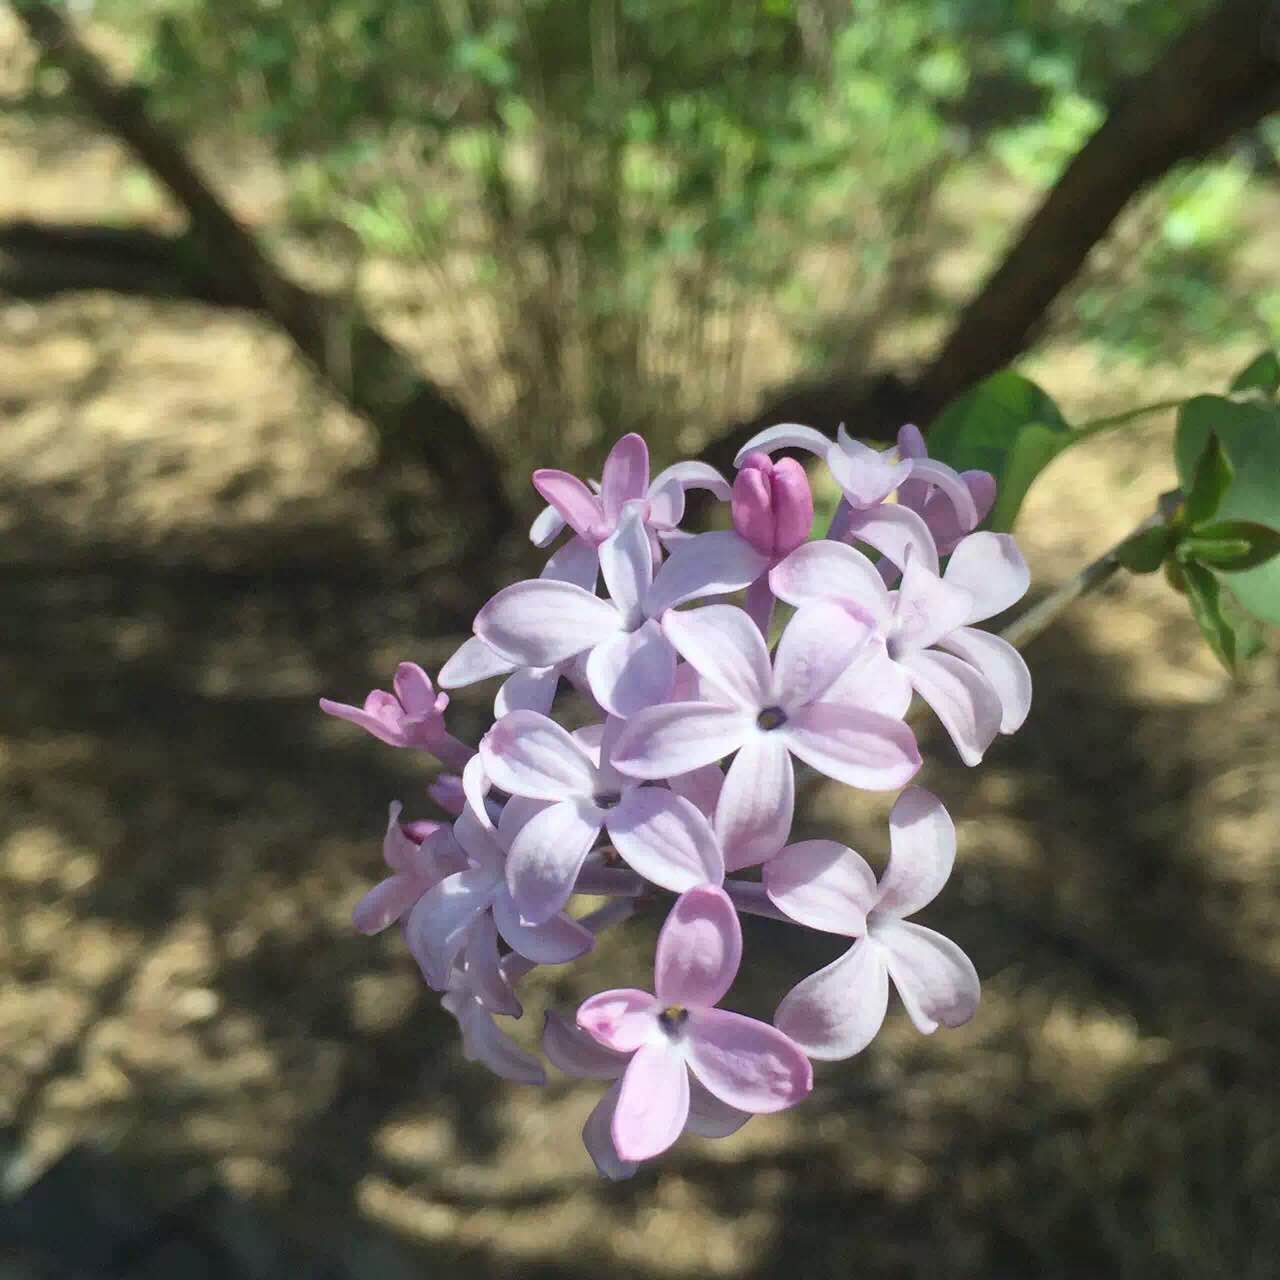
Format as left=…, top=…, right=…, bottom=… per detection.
left=1, top=447, right=1278, bottom=1279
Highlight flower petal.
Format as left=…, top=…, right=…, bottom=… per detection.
left=578, top=988, right=661, bottom=1052
left=393, top=663, right=438, bottom=716
left=937, top=627, right=1032, bottom=733
left=459, top=911, right=523, bottom=1017
left=774, top=601, right=873, bottom=708
left=599, top=501, right=654, bottom=623
left=906, top=457, right=978, bottom=530
left=653, top=884, right=741, bottom=1007
left=891, top=553, right=975, bottom=655
left=404, top=868, right=494, bottom=988
left=685, top=1080, right=750, bottom=1139
left=317, top=695, right=404, bottom=747
left=645, top=473, right=686, bottom=531
left=352, top=874, right=421, bottom=935
left=827, top=434, right=912, bottom=508
left=610, top=702, right=752, bottom=780
left=612, top=1041, right=690, bottom=1162
left=608, top=789, right=725, bottom=894
left=476, top=580, right=619, bottom=668
left=769, top=540, right=892, bottom=629
left=649, top=460, right=732, bottom=503
left=685, top=1008, right=813, bottom=1111
left=492, top=890, right=595, bottom=964
left=661, top=604, right=772, bottom=710
left=583, top=1081, right=639, bottom=1180
left=841, top=503, right=939, bottom=575
left=505, top=798, right=602, bottom=924
left=600, top=433, right=650, bottom=520
left=529, top=502, right=566, bottom=548
left=532, top=469, right=604, bottom=541
left=543, top=1010, right=628, bottom=1079
left=764, top=840, right=877, bottom=935
left=480, top=710, right=597, bottom=800
left=823, top=640, right=915, bottom=718
left=714, top=734, right=793, bottom=872
left=644, top=531, right=769, bottom=617
left=584, top=621, right=676, bottom=719
left=494, top=664, right=562, bottom=717
left=782, top=702, right=921, bottom=790
left=943, top=531, right=1030, bottom=623
left=733, top=423, right=833, bottom=465
left=439, top=635, right=515, bottom=689
left=897, top=648, right=1002, bottom=767
left=774, top=937, right=889, bottom=1060
left=542, top=533, right=600, bottom=591
left=876, top=786, right=956, bottom=919
left=445, top=991, right=545, bottom=1085
left=876, top=918, right=980, bottom=1034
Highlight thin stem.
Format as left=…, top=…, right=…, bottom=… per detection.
left=998, top=507, right=1166, bottom=651
left=1072, top=398, right=1184, bottom=440
left=574, top=865, right=649, bottom=897
left=723, top=878, right=792, bottom=924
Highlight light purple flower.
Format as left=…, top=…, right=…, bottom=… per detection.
left=770, top=531, right=1031, bottom=764
left=475, top=501, right=759, bottom=718
left=405, top=799, right=594, bottom=988
left=894, top=424, right=995, bottom=557
left=543, top=1009, right=748, bottom=1180
left=352, top=802, right=462, bottom=935
left=576, top=885, right=812, bottom=1162
left=427, top=774, right=467, bottom=817
left=734, top=423, right=980, bottom=574
left=439, top=538, right=599, bottom=716
left=610, top=604, right=921, bottom=834
left=479, top=711, right=724, bottom=923
left=320, top=662, right=472, bottom=768
left=766, top=787, right=979, bottom=1060
left=530, top=432, right=730, bottom=556
left=441, top=924, right=545, bottom=1085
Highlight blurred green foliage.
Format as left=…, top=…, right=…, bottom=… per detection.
left=79, top=0, right=1274, bottom=466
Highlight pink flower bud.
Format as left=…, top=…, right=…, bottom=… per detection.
left=731, top=452, right=814, bottom=561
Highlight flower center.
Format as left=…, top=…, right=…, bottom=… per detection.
left=756, top=705, right=787, bottom=731
left=592, top=791, right=622, bottom=811
left=658, top=1005, right=689, bottom=1038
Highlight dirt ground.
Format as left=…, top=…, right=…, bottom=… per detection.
left=3, top=27, right=1280, bottom=1280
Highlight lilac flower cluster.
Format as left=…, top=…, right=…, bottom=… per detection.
left=321, top=424, right=1031, bottom=1177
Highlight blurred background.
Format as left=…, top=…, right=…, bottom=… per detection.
left=1, top=1, right=1278, bottom=1276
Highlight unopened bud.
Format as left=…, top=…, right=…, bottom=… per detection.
left=731, top=452, right=814, bottom=560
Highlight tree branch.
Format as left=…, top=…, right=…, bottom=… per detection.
left=9, top=0, right=517, bottom=546
left=700, top=0, right=1280, bottom=472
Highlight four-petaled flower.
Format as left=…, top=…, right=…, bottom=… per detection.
left=320, top=662, right=472, bottom=768
left=479, top=713, right=723, bottom=923
left=577, top=885, right=812, bottom=1161
left=611, top=603, right=921, bottom=848
left=771, top=530, right=1032, bottom=764
left=542, top=1010, right=748, bottom=1180
left=765, top=787, right=980, bottom=1059
left=406, top=799, right=595, bottom=988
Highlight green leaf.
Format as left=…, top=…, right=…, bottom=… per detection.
left=926, top=372, right=1073, bottom=532
left=1176, top=396, right=1280, bottom=623
left=1178, top=521, right=1280, bottom=570
left=1183, top=432, right=1233, bottom=527
left=1229, top=349, right=1280, bottom=397
left=1115, top=524, right=1172, bottom=574
left=1180, top=561, right=1237, bottom=673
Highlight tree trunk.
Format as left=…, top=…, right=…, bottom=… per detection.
left=10, top=0, right=517, bottom=549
